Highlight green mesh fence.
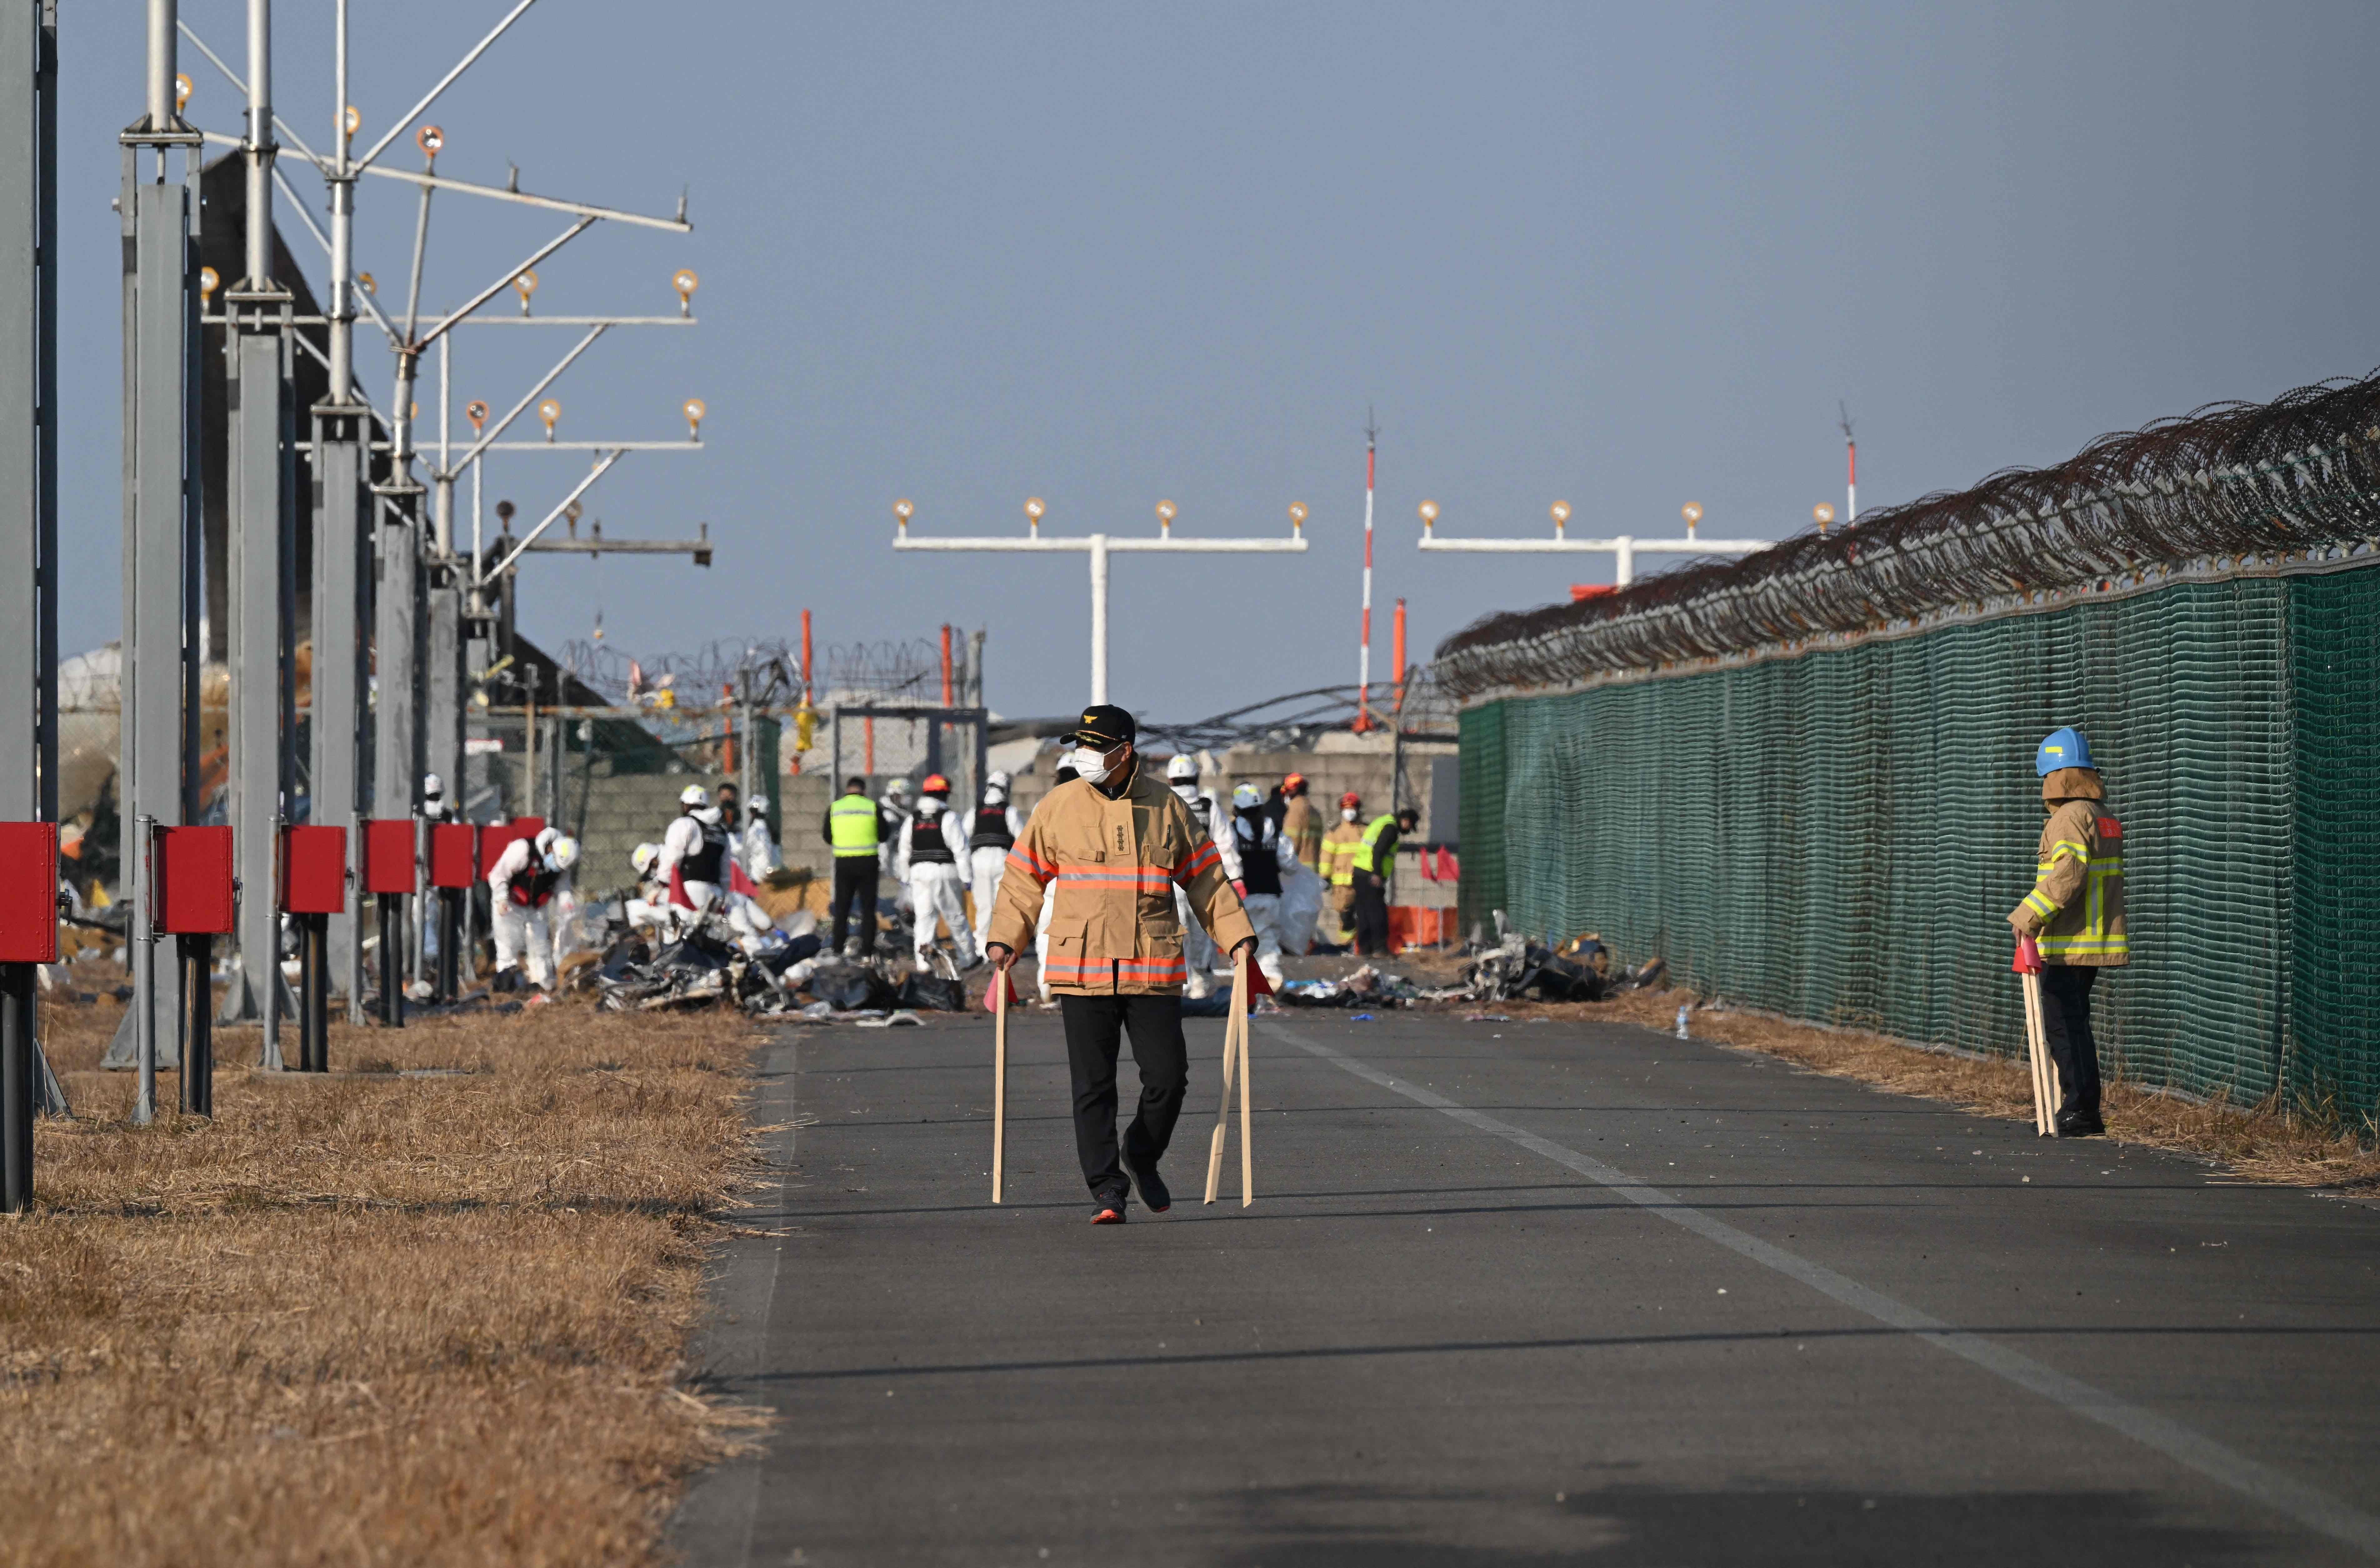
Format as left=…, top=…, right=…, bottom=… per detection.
left=1462, top=566, right=2380, bottom=1118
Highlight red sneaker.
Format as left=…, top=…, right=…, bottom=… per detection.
left=1090, top=1201, right=1128, bottom=1225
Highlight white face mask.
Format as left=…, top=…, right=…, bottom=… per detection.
left=1342, top=808, right=1358, bottom=822
left=1171, top=782, right=1198, bottom=803
left=1069, top=746, right=1116, bottom=784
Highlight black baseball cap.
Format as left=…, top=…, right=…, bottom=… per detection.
left=1060, top=704, right=1136, bottom=748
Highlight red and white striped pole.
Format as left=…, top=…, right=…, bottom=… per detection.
left=1356, top=416, right=1377, bottom=730
left=1840, top=403, right=1858, bottom=523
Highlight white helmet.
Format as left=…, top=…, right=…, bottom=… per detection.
left=631, top=842, right=660, bottom=876
left=1165, top=755, right=1198, bottom=783
left=745, top=798, right=768, bottom=821
left=680, top=784, right=710, bottom=809
left=1232, top=783, right=1262, bottom=810
left=533, top=825, right=560, bottom=855
left=422, top=772, right=445, bottom=800
left=884, top=778, right=912, bottom=801
left=546, top=834, right=580, bottom=872
left=988, top=770, right=1011, bottom=789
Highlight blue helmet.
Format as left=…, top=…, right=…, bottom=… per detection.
left=2035, top=726, right=2094, bottom=777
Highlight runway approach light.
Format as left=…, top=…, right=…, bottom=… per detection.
left=1418, top=499, right=1440, bottom=539
left=1681, top=502, right=1703, bottom=539
left=357, top=271, right=376, bottom=296
left=514, top=269, right=539, bottom=316
left=198, top=267, right=218, bottom=306
left=1025, top=496, right=1045, bottom=538
left=673, top=269, right=699, bottom=316
left=894, top=498, right=915, bottom=535
left=1550, top=500, right=1572, bottom=538
left=538, top=399, right=561, bottom=441
left=1813, top=502, right=1835, bottom=535
left=175, top=74, right=192, bottom=113
left=1289, top=502, right=1308, bottom=536
left=343, top=106, right=361, bottom=142
left=682, top=398, right=706, bottom=440
left=1156, top=499, right=1177, bottom=537
left=417, top=125, right=443, bottom=160
left=466, top=400, right=488, bottom=435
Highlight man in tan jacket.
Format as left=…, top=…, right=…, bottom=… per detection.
left=988, top=705, right=1256, bottom=1223
left=2008, top=726, right=2127, bottom=1137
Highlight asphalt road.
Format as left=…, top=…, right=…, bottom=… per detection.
left=670, top=1004, right=2380, bottom=1567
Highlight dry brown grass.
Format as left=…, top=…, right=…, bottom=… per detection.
left=3, top=962, right=764, bottom=1567
left=1462, top=983, right=2380, bottom=1193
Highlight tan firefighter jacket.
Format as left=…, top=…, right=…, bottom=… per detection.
left=2009, top=767, right=2129, bottom=967
left=988, top=758, right=1255, bottom=995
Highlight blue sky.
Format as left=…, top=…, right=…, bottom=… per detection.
left=53, top=2, right=2380, bottom=719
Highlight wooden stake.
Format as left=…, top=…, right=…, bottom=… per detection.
left=1236, top=951, right=1254, bottom=1206
left=1203, top=971, right=1239, bottom=1205
left=2021, top=968, right=2059, bottom=1137
left=992, top=971, right=1009, bottom=1202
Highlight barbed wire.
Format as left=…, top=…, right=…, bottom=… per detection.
left=1433, top=370, right=2380, bottom=699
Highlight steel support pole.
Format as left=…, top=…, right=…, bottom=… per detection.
left=0, top=959, right=28, bottom=1208
left=114, top=12, right=201, bottom=1095
left=225, top=302, right=290, bottom=1056
left=311, top=406, right=367, bottom=1019
left=179, top=933, right=212, bottom=1114
left=1, top=2, right=60, bottom=1176
left=372, top=499, right=419, bottom=817
left=1088, top=533, right=1108, bottom=706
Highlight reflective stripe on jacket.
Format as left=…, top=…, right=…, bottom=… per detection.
left=987, top=759, right=1255, bottom=996
left=827, top=793, right=881, bottom=857
left=2026, top=798, right=2128, bottom=966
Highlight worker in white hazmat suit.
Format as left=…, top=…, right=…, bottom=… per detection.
left=742, top=799, right=782, bottom=880
left=488, top=828, right=579, bottom=992
left=1166, top=756, right=1242, bottom=998
left=656, top=784, right=731, bottom=935
left=877, top=777, right=914, bottom=880
left=958, top=770, right=1024, bottom=953
left=624, top=843, right=672, bottom=938
left=894, top=788, right=977, bottom=968
left=1228, top=782, right=1293, bottom=987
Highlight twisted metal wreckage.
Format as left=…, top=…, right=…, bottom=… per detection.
left=1433, top=371, right=2380, bottom=697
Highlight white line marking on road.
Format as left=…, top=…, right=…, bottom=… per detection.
left=1263, top=1020, right=2380, bottom=1558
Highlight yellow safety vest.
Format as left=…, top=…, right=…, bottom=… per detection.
left=829, top=794, right=881, bottom=858
left=1354, top=814, right=1397, bottom=874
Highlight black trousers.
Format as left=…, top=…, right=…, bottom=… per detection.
left=2038, top=964, right=2102, bottom=1114
left=828, top=858, right=878, bottom=954
left=1351, top=871, right=1390, bottom=955
left=1059, top=993, right=1189, bottom=1201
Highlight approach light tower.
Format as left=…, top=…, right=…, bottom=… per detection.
left=893, top=497, right=1308, bottom=705
left=1416, top=500, right=1771, bottom=586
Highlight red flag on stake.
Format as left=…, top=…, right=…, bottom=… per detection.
left=729, top=860, right=759, bottom=898
left=668, top=866, right=694, bottom=909
left=983, top=970, right=1022, bottom=1012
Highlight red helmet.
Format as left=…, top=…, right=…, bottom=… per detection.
left=920, top=774, right=951, bottom=796
left=1340, top=791, right=1362, bottom=809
